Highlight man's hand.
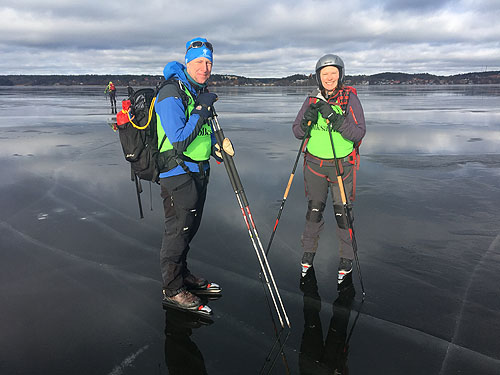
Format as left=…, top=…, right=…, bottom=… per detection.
left=192, top=92, right=218, bottom=119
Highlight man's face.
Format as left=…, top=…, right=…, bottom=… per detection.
left=186, top=57, right=212, bottom=84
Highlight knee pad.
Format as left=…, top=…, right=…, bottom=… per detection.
left=306, top=200, right=326, bottom=223
left=334, top=204, right=349, bottom=229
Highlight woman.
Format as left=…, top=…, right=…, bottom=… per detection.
left=292, top=54, right=366, bottom=285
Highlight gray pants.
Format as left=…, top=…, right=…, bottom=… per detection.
left=301, top=158, right=354, bottom=260
left=109, top=90, right=116, bottom=110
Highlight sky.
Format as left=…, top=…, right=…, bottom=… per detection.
left=1, top=0, right=499, bottom=78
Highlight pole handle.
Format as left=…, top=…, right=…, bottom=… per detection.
left=337, top=175, right=347, bottom=205
left=283, top=174, right=294, bottom=199
left=209, top=117, right=249, bottom=206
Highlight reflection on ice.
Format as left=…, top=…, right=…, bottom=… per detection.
left=299, top=267, right=360, bottom=375
left=2, top=84, right=500, bottom=157
left=164, top=307, right=212, bottom=374
left=362, top=126, right=500, bottom=154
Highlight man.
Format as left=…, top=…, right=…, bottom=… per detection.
left=155, top=37, right=233, bottom=313
left=104, top=81, right=117, bottom=113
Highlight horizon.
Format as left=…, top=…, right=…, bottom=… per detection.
left=2, top=69, right=499, bottom=80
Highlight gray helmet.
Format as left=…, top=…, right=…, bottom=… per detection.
left=315, top=54, right=345, bottom=87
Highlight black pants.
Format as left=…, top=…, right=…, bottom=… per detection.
left=301, top=159, right=354, bottom=259
left=160, top=171, right=208, bottom=296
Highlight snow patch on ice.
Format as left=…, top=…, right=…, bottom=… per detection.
left=108, top=345, right=149, bottom=375
left=37, top=213, right=48, bottom=220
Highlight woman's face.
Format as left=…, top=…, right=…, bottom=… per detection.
left=320, top=66, right=340, bottom=92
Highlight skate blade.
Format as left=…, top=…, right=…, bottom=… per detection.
left=188, top=282, right=222, bottom=295
left=301, top=264, right=312, bottom=277
left=337, top=270, right=353, bottom=284
left=196, top=304, right=213, bottom=315
left=165, top=308, right=214, bottom=328
left=162, top=300, right=213, bottom=316
left=200, top=294, right=222, bottom=302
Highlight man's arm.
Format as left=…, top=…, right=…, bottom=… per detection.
left=155, top=84, right=206, bottom=154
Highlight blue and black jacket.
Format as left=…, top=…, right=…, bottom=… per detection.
left=155, top=61, right=217, bottom=178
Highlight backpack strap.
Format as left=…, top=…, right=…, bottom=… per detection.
left=156, top=78, right=190, bottom=110
left=156, top=78, right=196, bottom=176
left=176, top=80, right=191, bottom=112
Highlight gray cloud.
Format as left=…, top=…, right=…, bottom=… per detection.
left=0, top=0, right=499, bottom=77
left=376, top=0, right=454, bottom=11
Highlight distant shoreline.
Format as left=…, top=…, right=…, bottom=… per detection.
left=1, top=70, right=499, bottom=86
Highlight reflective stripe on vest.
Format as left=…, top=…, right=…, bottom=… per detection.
left=156, top=84, right=212, bottom=161
left=306, top=104, right=354, bottom=159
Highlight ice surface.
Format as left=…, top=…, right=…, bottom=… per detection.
left=1, top=84, right=500, bottom=374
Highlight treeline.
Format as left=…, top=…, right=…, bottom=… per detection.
left=1, top=70, right=499, bottom=86
left=347, top=71, right=500, bottom=85
left=0, top=74, right=162, bottom=87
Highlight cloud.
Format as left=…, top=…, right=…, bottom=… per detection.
left=0, top=0, right=499, bottom=76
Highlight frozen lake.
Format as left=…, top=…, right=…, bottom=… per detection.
left=1, top=84, right=500, bottom=374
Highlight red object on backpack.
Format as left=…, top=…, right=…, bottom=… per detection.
left=116, top=100, right=132, bottom=126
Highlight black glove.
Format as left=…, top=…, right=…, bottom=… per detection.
left=317, top=101, right=344, bottom=131
left=211, top=144, right=223, bottom=163
left=192, top=92, right=218, bottom=119
left=300, top=102, right=319, bottom=133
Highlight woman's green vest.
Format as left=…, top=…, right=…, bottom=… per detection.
left=156, top=85, right=212, bottom=161
left=307, top=103, right=353, bottom=159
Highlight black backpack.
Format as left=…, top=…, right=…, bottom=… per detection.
left=116, top=82, right=169, bottom=218
left=116, top=80, right=189, bottom=218
left=118, top=86, right=162, bottom=182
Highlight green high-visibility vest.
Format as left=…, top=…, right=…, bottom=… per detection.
left=156, top=85, right=212, bottom=161
left=307, top=104, right=353, bottom=159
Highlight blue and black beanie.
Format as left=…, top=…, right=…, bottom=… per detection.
left=185, top=37, right=213, bottom=65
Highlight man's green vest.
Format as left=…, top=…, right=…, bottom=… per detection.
left=307, top=103, right=353, bottom=159
left=156, top=85, right=212, bottom=161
